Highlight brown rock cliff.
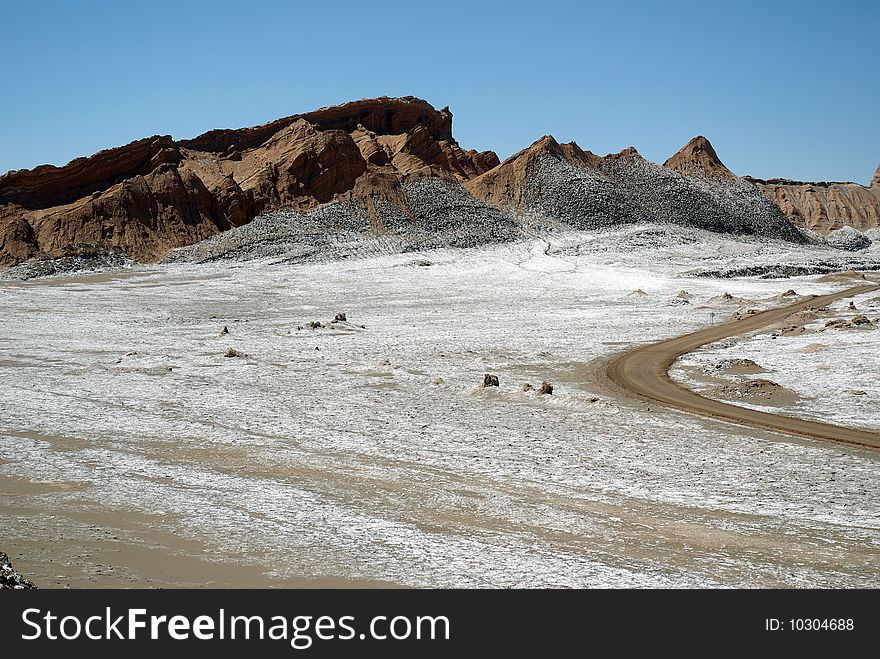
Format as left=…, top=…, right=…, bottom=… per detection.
left=745, top=174, right=880, bottom=233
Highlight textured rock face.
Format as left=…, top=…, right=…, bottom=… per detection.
left=0, top=215, right=39, bottom=266
left=0, top=97, right=499, bottom=267
left=235, top=120, right=368, bottom=209
left=0, top=551, right=36, bottom=589
left=27, top=164, right=227, bottom=262
left=0, top=136, right=180, bottom=209
left=747, top=176, right=880, bottom=234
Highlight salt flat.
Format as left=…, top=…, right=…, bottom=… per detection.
left=1, top=225, right=878, bottom=587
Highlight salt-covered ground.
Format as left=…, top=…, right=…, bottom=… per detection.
left=673, top=289, right=880, bottom=431
left=1, top=225, right=878, bottom=587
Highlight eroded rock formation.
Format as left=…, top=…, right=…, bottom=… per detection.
left=744, top=174, right=880, bottom=234
left=0, top=97, right=499, bottom=267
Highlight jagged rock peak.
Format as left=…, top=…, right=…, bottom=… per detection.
left=531, top=134, right=563, bottom=151
left=499, top=135, right=562, bottom=164
left=663, top=135, right=735, bottom=180
left=495, top=135, right=601, bottom=168
left=559, top=141, right=603, bottom=168
left=872, top=163, right=880, bottom=188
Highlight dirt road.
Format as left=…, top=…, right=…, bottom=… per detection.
left=605, top=283, right=880, bottom=449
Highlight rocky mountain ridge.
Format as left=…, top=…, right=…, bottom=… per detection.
left=465, top=133, right=804, bottom=242
left=1, top=96, right=877, bottom=270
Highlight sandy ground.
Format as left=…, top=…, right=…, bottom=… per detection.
left=2, top=227, right=879, bottom=588
left=0, top=467, right=393, bottom=588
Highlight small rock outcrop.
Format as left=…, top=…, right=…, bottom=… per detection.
left=713, top=377, right=794, bottom=404
left=0, top=216, right=39, bottom=267
left=825, top=315, right=872, bottom=329
left=826, top=226, right=871, bottom=251
left=537, top=381, right=553, bottom=395
left=482, top=373, right=499, bottom=387
left=711, top=358, right=767, bottom=375
left=0, top=552, right=36, bottom=589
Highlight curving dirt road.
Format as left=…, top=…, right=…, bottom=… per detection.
left=605, top=283, right=880, bottom=450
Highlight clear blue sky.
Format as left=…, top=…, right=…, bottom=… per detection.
left=2, top=0, right=878, bottom=183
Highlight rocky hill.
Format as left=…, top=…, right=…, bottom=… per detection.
left=0, top=97, right=498, bottom=267
left=465, top=134, right=805, bottom=241
left=2, top=96, right=877, bottom=271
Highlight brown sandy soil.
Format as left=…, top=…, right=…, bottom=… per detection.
left=799, top=343, right=828, bottom=353
left=1, top=536, right=397, bottom=590
left=815, top=271, right=871, bottom=283
left=604, top=283, right=880, bottom=449
left=0, top=472, right=397, bottom=589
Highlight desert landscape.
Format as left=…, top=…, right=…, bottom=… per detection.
left=1, top=97, right=879, bottom=588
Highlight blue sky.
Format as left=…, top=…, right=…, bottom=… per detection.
left=2, top=0, right=878, bottom=182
